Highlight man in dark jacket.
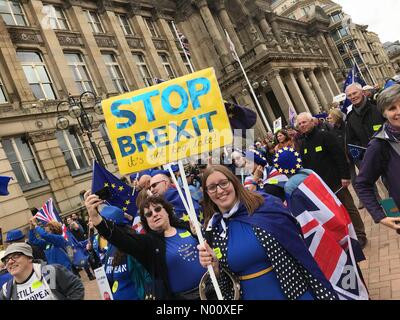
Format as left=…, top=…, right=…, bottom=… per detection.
left=297, top=113, right=367, bottom=248
left=345, top=83, right=386, bottom=148
left=0, top=243, right=84, bottom=300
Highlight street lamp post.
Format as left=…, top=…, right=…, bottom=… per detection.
left=56, top=91, right=105, bottom=168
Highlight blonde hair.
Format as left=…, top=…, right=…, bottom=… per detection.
left=46, top=221, right=63, bottom=235
left=328, top=108, right=344, bottom=125
left=201, top=165, right=264, bottom=226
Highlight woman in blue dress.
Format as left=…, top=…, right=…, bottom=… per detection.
left=198, top=165, right=338, bottom=300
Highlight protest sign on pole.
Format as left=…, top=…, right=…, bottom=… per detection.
left=94, top=266, right=114, bottom=300
left=101, top=68, right=232, bottom=300
left=273, top=117, right=282, bottom=133
left=102, top=67, right=233, bottom=175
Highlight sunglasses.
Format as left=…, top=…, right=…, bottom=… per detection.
left=143, top=206, right=163, bottom=218
left=150, top=180, right=167, bottom=190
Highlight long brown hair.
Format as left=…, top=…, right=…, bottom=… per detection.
left=201, top=165, right=264, bottom=226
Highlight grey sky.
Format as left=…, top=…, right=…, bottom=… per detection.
left=334, top=0, right=399, bottom=43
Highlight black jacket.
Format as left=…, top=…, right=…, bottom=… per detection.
left=345, top=99, right=386, bottom=148
left=300, top=127, right=350, bottom=191
left=96, top=218, right=197, bottom=300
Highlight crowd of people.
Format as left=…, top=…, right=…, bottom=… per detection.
left=0, top=78, right=399, bottom=300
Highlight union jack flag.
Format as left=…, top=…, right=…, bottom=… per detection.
left=35, top=198, right=68, bottom=240
left=287, top=172, right=369, bottom=300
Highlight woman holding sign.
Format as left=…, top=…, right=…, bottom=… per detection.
left=85, top=193, right=205, bottom=300
left=198, top=165, right=338, bottom=300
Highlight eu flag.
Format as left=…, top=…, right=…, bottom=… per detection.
left=91, top=161, right=139, bottom=219
left=225, top=101, right=257, bottom=137
left=342, top=66, right=366, bottom=114
left=0, top=176, right=12, bottom=196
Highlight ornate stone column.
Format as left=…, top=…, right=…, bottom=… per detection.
left=283, top=70, right=310, bottom=113
left=215, top=0, right=244, bottom=57
left=295, top=69, right=320, bottom=115
left=315, top=68, right=334, bottom=109
left=267, top=70, right=294, bottom=123
left=307, top=68, right=328, bottom=110
left=266, top=13, right=281, bottom=44
left=323, top=67, right=341, bottom=95
left=194, top=0, right=230, bottom=66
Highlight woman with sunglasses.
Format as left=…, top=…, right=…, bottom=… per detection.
left=198, top=165, right=338, bottom=300
left=84, top=193, right=205, bottom=300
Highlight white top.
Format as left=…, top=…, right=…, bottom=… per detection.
left=16, top=271, right=54, bottom=301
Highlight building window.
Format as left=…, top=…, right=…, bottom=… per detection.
left=158, top=53, right=176, bottom=79
left=0, top=0, right=28, bottom=26
left=118, top=14, right=134, bottom=35
left=2, top=136, right=44, bottom=186
left=99, top=123, right=115, bottom=161
left=56, top=129, right=90, bottom=173
left=330, top=12, right=343, bottom=23
left=132, top=53, right=153, bottom=87
left=144, top=17, right=158, bottom=37
left=301, top=6, right=311, bottom=16
left=338, top=27, right=349, bottom=38
left=353, top=54, right=363, bottom=65
left=42, top=4, right=69, bottom=30
left=64, top=53, right=96, bottom=94
left=84, top=10, right=105, bottom=34
left=330, top=30, right=340, bottom=42
left=16, top=51, right=56, bottom=100
left=102, top=53, right=129, bottom=93
left=0, top=78, right=7, bottom=104
left=181, top=53, right=192, bottom=74
left=343, top=58, right=353, bottom=68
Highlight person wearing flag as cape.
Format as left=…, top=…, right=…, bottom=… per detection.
left=273, top=148, right=368, bottom=300
left=28, top=217, right=72, bottom=271
left=198, top=165, right=338, bottom=300
left=84, top=193, right=206, bottom=300
left=296, top=112, right=367, bottom=249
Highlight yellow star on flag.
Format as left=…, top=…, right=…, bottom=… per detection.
left=199, top=211, right=204, bottom=222
left=182, top=214, right=190, bottom=222
left=274, top=164, right=279, bottom=168
left=284, top=169, right=289, bottom=174
left=283, top=147, right=288, bottom=151
left=118, top=186, right=124, bottom=191
left=104, top=182, right=109, bottom=187
left=290, top=169, right=296, bottom=174
left=297, top=158, right=302, bottom=162
left=278, top=168, right=283, bottom=173
left=294, top=152, right=299, bottom=157
left=111, top=184, right=116, bottom=189
left=278, top=149, right=283, bottom=153
left=125, top=200, right=130, bottom=205
left=122, top=207, right=127, bottom=212
left=296, top=164, right=301, bottom=168
left=228, top=113, right=234, bottom=118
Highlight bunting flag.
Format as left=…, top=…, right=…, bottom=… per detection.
left=287, top=173, right=368, bottom=300
left=342, top=65, right=366, bottom=114
left=224, top=101, right=257, bottom=137
left=0, top=176, right=12, bottom=196
left=35, top=198, right=68, bottom=240
left=288, top=105, right=297, bottom=127
left=91, top=161, right=139, bottom=223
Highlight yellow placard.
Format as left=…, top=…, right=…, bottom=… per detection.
left=304, top=148, right=308, bottom=155
left=102, top=68, right=233, bottom=174
left=213, top=247, right=222, bottom=260
left=315, top=146, right=323, bottom=152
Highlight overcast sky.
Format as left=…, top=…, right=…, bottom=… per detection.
left=334, top=0, right=399, bottom=43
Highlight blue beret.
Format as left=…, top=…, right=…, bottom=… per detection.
left=6, top=229, right=25, bottom=242
left=273, top=147, right=303, bottom=175
left=245, top=149, right=268, bottom=167
left=100, top=206, right=126, bottom=226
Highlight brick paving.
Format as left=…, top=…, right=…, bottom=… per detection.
left=82, top=186, right=400, bottom=300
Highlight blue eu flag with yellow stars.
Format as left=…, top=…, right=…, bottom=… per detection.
left=91, top=161, right=139, bottom=219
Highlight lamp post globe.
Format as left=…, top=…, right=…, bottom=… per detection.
left=56, top=116, right=69, bottom=130
left=94, top=101, right=103, bottom=115
left=68, top=104, right=82, bottom=119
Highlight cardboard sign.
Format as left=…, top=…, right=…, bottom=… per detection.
left=94, top=266, right=114, bottom=300
left=273, top=117, right=282, bottom=133
left=102, top=68, right=233, bottom=174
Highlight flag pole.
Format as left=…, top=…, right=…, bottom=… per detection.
left=171, top=21, right=195, bottom=73
left=177, top=160, right=224, bottom=300
left=224, top=30, right=272, bottom=132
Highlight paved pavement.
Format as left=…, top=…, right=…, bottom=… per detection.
left=82, top=186, right=400, bottom=300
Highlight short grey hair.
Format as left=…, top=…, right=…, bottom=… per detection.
left=345, top=82, right=363, bottom=94
left=295, top=112, right=313, bottom=126
left=377, top=84, right=400, bottom=114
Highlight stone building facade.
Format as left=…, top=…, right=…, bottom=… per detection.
left=384, top=41, right=400, bottom=74
left=0, top=0, right=341, bottom=239
left=271, top=0, right=396, bottom=86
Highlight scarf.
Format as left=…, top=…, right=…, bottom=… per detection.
left=386, top=122, right=400, bottom=142
left=353, top=97, right=367, bottom=116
